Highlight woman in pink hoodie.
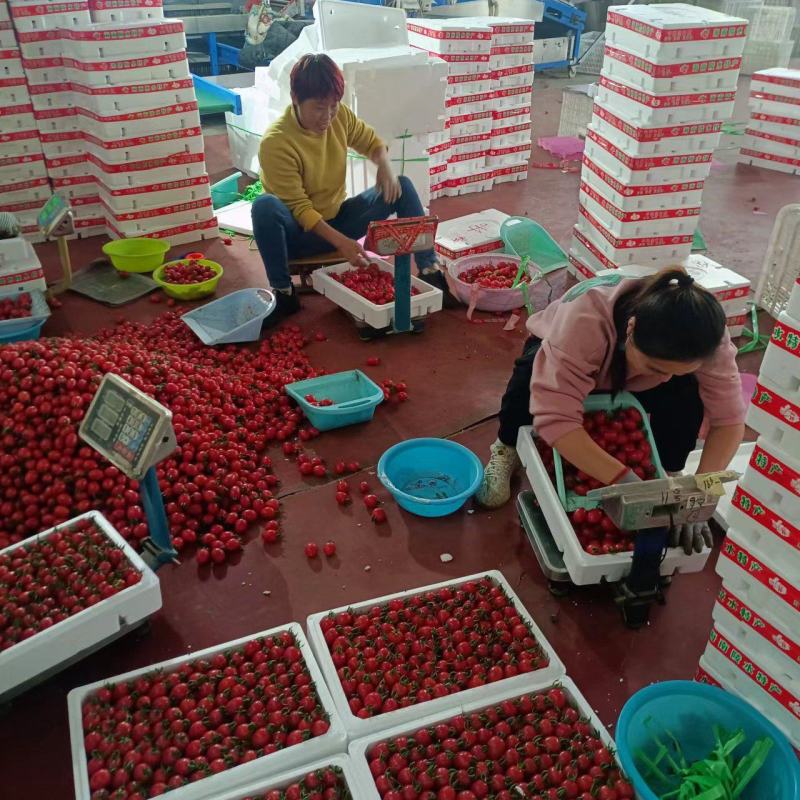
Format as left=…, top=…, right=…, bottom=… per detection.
left=476, top=268, right=746, bottom=554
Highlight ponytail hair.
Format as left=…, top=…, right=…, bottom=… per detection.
left=610, top=267, right=727, bottom=394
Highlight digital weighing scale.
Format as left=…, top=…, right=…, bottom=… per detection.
left=37, top=193, right=75, bottom=297
left=79, top=373, right=178, bottom=569
left=518, top=470, right=739, bottom=627
left=360, top=215, right=438, bottom=341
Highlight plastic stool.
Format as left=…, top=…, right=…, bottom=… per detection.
left=289, top=251, right=344, bottom=292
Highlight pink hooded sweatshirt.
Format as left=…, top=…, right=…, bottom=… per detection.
left=526, top=275, right=746, bottom=446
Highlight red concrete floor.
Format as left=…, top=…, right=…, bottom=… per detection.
left=0, top=69, right=792, bottom=799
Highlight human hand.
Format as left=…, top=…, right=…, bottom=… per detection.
left=376, top=162, right=401, bottom=203
left=339, top=237, right=369, bottom=268
left=669, top=521, right=713, bottom=555
left=616, top=469, right=642, bottom=486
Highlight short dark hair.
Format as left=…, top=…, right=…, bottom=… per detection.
left=610, top=267, right=727, bottom=392
left=290, top=54, right=345, bottom=103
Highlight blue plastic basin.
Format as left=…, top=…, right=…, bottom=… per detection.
left=377, top=438, right=482, bottom=517
left=616, top=681, right=800, bottom=800
left=285, top=370, right=383, bottom=432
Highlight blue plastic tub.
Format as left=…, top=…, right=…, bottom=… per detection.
left=0, top=290, right=50, bottom=343
left=378, top=438, right=483, bottom=517
left=617, top=681, right=800, bottom=800
left=285, top=370, right=383, bottom=431
left=181, top=288, right=276, bottom=345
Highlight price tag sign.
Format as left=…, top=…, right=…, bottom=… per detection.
left=37, top=193, right=74, bottom=238
left=365, top=216, right=438, bottom=256
left=79, top=374, right=176, bottom=480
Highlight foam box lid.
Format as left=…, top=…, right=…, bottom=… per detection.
left=434, top=208, right=510, bottom=259
left=408, top=18, right=492, bottom=34
left=684, top=254, right=751, bottom=297
left=752, top=67, right=800, bottom=89
left=607, top=3, right=748, bottom=31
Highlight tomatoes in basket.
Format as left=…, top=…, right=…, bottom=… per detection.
left=459, top=260, right=528, bottom=290
left=162, top=261, right=216, bottom=285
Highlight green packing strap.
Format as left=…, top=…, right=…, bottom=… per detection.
left=737, top=302, right=770, bottom=354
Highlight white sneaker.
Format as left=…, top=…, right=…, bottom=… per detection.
left=475, top=439, right=521, bottom=509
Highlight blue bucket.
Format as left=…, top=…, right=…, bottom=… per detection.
left=377, top=438, right=483, bottom=517
left=285, top=370, right=384, bottom=432
left=616, top=681, right=800, bottom=800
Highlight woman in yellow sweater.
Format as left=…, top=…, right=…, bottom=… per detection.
left=253, top=53, right=452, bottom=320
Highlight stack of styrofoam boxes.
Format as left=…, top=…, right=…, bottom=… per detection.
left=696, top=280, right=800, bottom=752
left=723, top=0, right=796, bottom=74
left=740, top=67, right=800, bottom=176
left=87, top=0, right=163, bottom=23
left=408, top=18, right=496, bottom=198
left=486, top=18, right=534, bottom=187
left=62, top=20, right=215, bottom=244
left=433, top=208, right=510, bottom=269
left=0, top=0, right=51, bottom=242
left=569, top=3, right=747, bottom=281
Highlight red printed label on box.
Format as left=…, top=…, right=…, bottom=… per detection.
left=750, top=443, right=800, bottom=498
left=0, top=198, right=40, bottom=213
left=14, top=29, right=62, bottom=43
left=492, top=105, right=531, bottom=121
left=604, top=45, right=740, bottom=78
left=34, top=107, right=77, bottom=120
left=0, top=152, right=43, bottom=167
left=447, top=150, right=487, bottom=164
left=429, top=163, right=447, bottom=177
left=747, top=128, right=800, bottom=148
left=606, top=11, right=746, bottom=43
left=587, top=127, right=713, bottom=170
left=600, top=76, right=735, bottom=108
left=448, top=71, right=491, bottom=85
left=108, top=215, right=217, bottom=240
left=709, top=626, right=799, bottom=718
left=492, top=122, right=531, bottom=137
left=446, top=90, right=494, bottom=108
left=0, top=102, right=33, bottom=117
left=490, top=143, right=531, bottom=157
left=66, top=19, right=178, bottom=42
left=721, top=538, right=800, bottom=610
left=446, top=110, right=492, bottom=127
left=11, top=1, right=88, bottom=17
left=407, top=24, right=491, bottom=40
left=418, top=50, right=490, bottom=64
left=753, top=72, right=800, bottom=90
left=573, top=228, right=617, bottom=269
left=582, top=154, right=704, bottom=197
left=27, top=81, right=70, bottom=94
left=490, top=43, right=533, bottom=56
left=52, top=174, right=95, bottom=188
left=40, top=130, right=82, bottom=143
left=694, top=665, right=721, bottom=687
left=568, top=253, right=596, bottom=280
left=579, top=206, right=692, bottom=249
left=593, top=105, right=722, bottom=142
left=46, top=153, right=86, bottom=168
left=77, top=100, right=198, bottom=124
left=103, top=174, right=209, bottom=196
left=751, top=90, right=800, bottom=107
left=716, top=286, right=749, bottom=301
left=85, top=126, right=201, bottom=150
left=751, top=380, right=800, bottom=431
left=450, top=132, right=490, bottom=147
left=718, top=586, right=800, bottom=666
left=71, top=78, right=193, bottom=97
left=88, top=150, right=204, bottom=173
left=446, top=170, right=494, bottom=186
left=740, top=148, right=800, bottom=168
left=0, top=128, right=39, bottom=143
left=427, top=140, right=450, bottom=156
left=0, top=268, right=45, bottom=288
left=64, top=51, right=186, bottom=73
left=0, top=76, right=27, bottom=89
left=0, top=176, right=48, bottom=193
left=106, top=197, right=212, bottom=221
left=0, top=48, right=21, bottom=59
left=771, top=318, right=800, bottom=358
left=491, top=64, right=533, bottom=79
left=493, top=85, right=532, bottom=99
left=493, top=164, right=527, bottom=175
left=731, top=485, right=799, bottom=552
left=580, top=181, right=699, bottom=222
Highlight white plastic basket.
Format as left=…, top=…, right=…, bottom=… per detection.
left=348, top=676, right=616, bottom=800
left=575, top=30, right=604, bottom=75
left=756, top=204, right=800, bottom=317
left=557, top=84, right=595, bottom=137
left=305, top=570, right=565, bottom=739
left=69, top=623, right=347, bottom=800
left=740, top=39, right=795, bottom=74
left=0, top=511, right=161, bottom=700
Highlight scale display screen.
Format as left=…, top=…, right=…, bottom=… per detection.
left=37, top=193, right=72, bottom=238
left=79, top=374, right=175, bottom=480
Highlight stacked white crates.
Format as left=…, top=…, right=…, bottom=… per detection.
left=408, top=17, right=533, bottom=199
left=740, top=67, right=800, bottom=176
left=569, top=3, right=747, bottom=280
left=696, top=281, right=800, bottom=751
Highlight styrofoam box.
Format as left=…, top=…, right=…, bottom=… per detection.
left=0, top=128, right=43, bottom=157
left=39, top=129, right=83, bottom=158
left=9, top=5, right=91, bottom=33
left=699, top=644, right=799, bottom=749
left=602, top=45, right=741, bottom=94
left=489, top=43, right=534, bottom=70
left=738, top=147, right=800, bottom=175
left=446, top=110, right=493, bottom=138
left=492, top=103, right=531, bottom=129
left=77, top=101, right=199, bottom=139
left=597, top=76, right=737, bottom=127
left=34, top=108, right=79, bottom=134
left=517, top=425, right=710, bottom=585
left=584, top=128, right=713, bottom=185
left=750, top=67, right=800, bottom=101
left=580, top=182, right=699, bottom=239
left=417, top=50, right=491, bottom=77
left=492, top=85, right=532, bottom=110
left=604, top=5, right=748, bottom=62
left=68, top=622, right=347, bottom=800
left=0, top=76, right=31, bottom=105
left=748, top=112, right=800, bottom=145
left=491, top=125, right=531, bottom=148
left=570, top=228, right=615, bottom=276
left=99, top=174, right=210, bottom=212
left=209, top=756, right=361, bottom=800
left=407, top=19, right=493, bottom=55
left=715, top=583, right=799, bottom=684
left=16, top=28, right=64, bottom=60
left=53, top=174, right=98, bottom=198
left=445, top=170, right=495, bottom=196
left=447, top=152, right=487, bottom=178
left=790, top=277, right=800, bottom=321
left=532, top=35, right=569, bottom=65
left=0, top=232, right=46, bottom=292
left=0, top=104, right=36, bottom=131
left=85, top=128, right=203, bottom=164
left=577, top=206, right=694, bottom=266
left=434, top=207, right=509, bottom=265
left=487, top=143, right=531, bottom=168
left=104, top=199, right=215, bottom=237
left=46, top=153, right=90, bottom=180
left=746, top=373, right=800, bottom=455
left=64, top=53, right=190, bottom=88
left=348, top=675, right=614, bottom=799
left=747, top=93, right=800, bottom=120
left=89, top=150, right=207, bottom=188
left=493, top=163, right=528, bottom=184
left=71, top=76, right=196, bottom=115
left=0, top=47, right=24, bottom=79
left=311, top=258, right=443, bottom=329
left=684, top=253, right=750, bottom=311
left=760, top=311, right=800, bottom=394
left=739, top=436, right=800, bottom=530
left=743, top=129, right=800, bottom=160
left=0, top=511, right=161, bottom=700
left=0, top=26, right=14, bottom=50
left=107, top=214, right=218, bottom=247
left=0, top=174, right=49, bottom=205
left=28, top=82, right=72, bottom=112
left=581, top=155, right=706, bottom=213
left=306, top=571, right=566, bottom=739
left=591, top=104, right=723, bottom=157
left=61, top=19, right=185, bottom=58
left=448, top=131, right=490, bottom=157
left=89, top=6, right=164, bottom=24
left=568, top=249, right=600, bottom=281
left=0, top=152, right=47, bottom=182
left=446, top=89, right=494, bottom=116
left=491, top=62, right=534, bottom=88
left=446, top=71, right=492, bottom=99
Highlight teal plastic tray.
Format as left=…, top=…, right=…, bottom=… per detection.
left=285, top=370, right=384, bottom=432
left=553, top=392, right=666, bottom=512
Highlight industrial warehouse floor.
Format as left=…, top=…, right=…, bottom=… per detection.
left=0, top=70, right=795, bottom=798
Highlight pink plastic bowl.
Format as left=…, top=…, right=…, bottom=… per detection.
left=447, top=253, right=532, bottom=312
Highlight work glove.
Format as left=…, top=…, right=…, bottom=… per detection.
left=669, top=521, right=713, bottom=555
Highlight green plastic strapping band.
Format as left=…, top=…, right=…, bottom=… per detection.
left=737, top=302, right=770, bottom=354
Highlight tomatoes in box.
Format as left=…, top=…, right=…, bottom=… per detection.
left=331, top=264, right=421, bottom=306
left=0, top=293, right=33, bottom=321
left=242, top=766, right=351, bottom=800
left=459, top=260, right=529, bottom=290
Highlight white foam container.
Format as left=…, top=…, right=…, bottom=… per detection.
left=492, top=85, right=532, bottom=110
left=0, top=76, right=31, bottom=105
left=579, top=182, right=699, bottom=239
left=306, top=570, right=565, bottom=739
left=71, top=77, right=196, bottom=115
left=748, top=93, right=800, bottom=120
left=597, top=76, right=737, bottom=126
left=61, top=19, right=185, bottom=58
left=591, top=104, right=723, bottom=157
left=89, top=150, right=207, bottom=188
left=0, top=230, right=47, bottom=294
left=209, top=756, right=361, bottom=800
left=789, top=277, right=800, bottom=321
left=311, top=258, right=442, bottom=329
left=407, top=19, right=492, bottom=55
left=746, top=373, right=800, bottom=455
left=751, top=68, right=800, bottom=101
left=489, top=43, right=534, bottom=70
left=434, top=207, right=508, bottom=265
left=517, top=425, right=711, bottom=585
left=493, top=163, right=528, bottom=184
left=99, top=174, right=210, bottom=212
left=492, top=103, right=531, bottom=128
left=64, top=53, right=190, bottom=87
left=760, top=311, right=800, bottom=393
left=0, top=128, right=42, bottom=157
left=743, top=129, right=800, bottom=160
left=53, top=174, right=98, bottom=198
left=0, top=104, right=36, bottom=131
left=16, top=29, right=63, bottom=59
left=739, top=436, right=800, bottom=528
left=445, top=89, right=494, bottom=116
left=84, top=128, right=203, bottom=163
left=577, top=206, right=694, bottom=266
left=604, top=4, right=748, bottom=62
left=738, top=147, right=800, bottom=175
left=0, top=152, right=47, bottom=182
left=9, top=3, right=91, bottom=32
left=0, top=47, right=23, bottom=79
left=683, top=253, right=751, bottom=312
left=714, top=584, right=800, bottom=685
left=33, top=107, right=79, bottom=134
left=448, top=131, right=488, bottom=158
left=446, top=151, right=487, bottom=177
left=487, top=142, right=531, bottom=167
left=0, top=26, right=13, bottom=50
left=490, top=123, right=531, bottom=148
left=0, top=175, right=50, bottom=205
left=0, top=511, right=161, bottom=700
left=348, top=675, right=614, bottom=800
left=446, top=71, right=492, bottom=99
left=39, top=129, right=84, bottom=157
left=69, top=622, right=347, bottom=800
left=698, top=648, right=799, bottom=750
left=46, top=153, right=90, bottom=180
left=569, top=230, right=614, bottom=278
left=446, top=109, right=492, bottom=138
left=77, top=101, right=199, bottom=139
left=104, top=199, right=214, bottom=237
left=568, top=249, right=601, bottom=281
left=602, top=45, right=741, bottom=94
left=87, top=0, right=164, bottom=24
left=747, top=112, right=800, bottom=145
left=491, top=62, right=534, bottom=88
left=107, top=214, right=218, bottom=247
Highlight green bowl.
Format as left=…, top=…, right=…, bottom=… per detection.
left=102, top=238, right=170, bottom=273
left=153, top=259, right=223, bottom=300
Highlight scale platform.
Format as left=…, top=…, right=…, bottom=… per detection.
left=516, top=491, right=572, bottom=590
left=71, top=260, right=157, bottom=306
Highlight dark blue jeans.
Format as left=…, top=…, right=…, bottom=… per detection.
left=251, top=175, right=437, bottom=290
